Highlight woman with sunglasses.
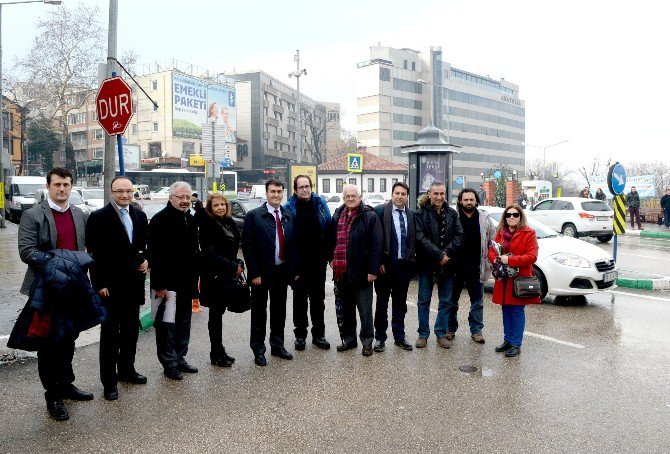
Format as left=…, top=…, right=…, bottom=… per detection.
left=199, top=193, right=244, bottom=367
left=487, top=204, right=540, bottom=357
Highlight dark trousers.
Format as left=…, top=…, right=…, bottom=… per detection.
left=250, top=266, right=289, bottom=354
left=374, top=260, right=412, bottom=342
left=450, top=271, right=485, bottom=335
left=155, top=291, right=192, bottom=370
left=100, top=300, right=140, bottom=387
left=292, top=263, right=326, bottom=339
left=38, top=336, right=76, bottom=401
left=208, top=304, right=227, bottom=355
left=664, top=207, right=670, bottom=228
left=629, top=207, right=642, bottom=228
left=336, top=280, right=374, bottom=347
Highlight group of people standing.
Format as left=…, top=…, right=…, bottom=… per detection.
left=16, top=168, right=539, bottom=422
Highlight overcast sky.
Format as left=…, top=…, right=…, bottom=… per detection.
left=4, top=0, right=668, bottom=170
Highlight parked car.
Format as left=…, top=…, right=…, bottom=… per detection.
left=230, top=198, right=264, bottom=236
left=140, top=200, right=167, bottom=221
left=362, top=193, right=385, bottom=208
left=80, top=189, right=105, bottom=211
left=151, top=187, right=171, bottom=199
left=3, top=175, right=45, bottom=222
left=34, top=189, right=92, bottom=214
left=484, top=206, right=617, bottom=299
left=526, top=197, right=614, bottom=242
left=326, top=195, right=342, bottom=214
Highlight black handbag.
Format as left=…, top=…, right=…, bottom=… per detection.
left=226, top=272, right=251, bottom=313
left=513, top=276, right=542, bottom=298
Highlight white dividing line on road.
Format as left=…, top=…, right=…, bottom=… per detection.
left=523, top=331, right=585, bottom=349
left=617, top=252, right=670, bottom=261
left=606, top=289, right=670, bottom=302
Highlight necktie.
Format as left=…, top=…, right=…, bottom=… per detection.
left=120, top=207, right=133, bottom=242
left=274, top=209, right=285, bottom=261
left=397, top=208, right=407, bottom=259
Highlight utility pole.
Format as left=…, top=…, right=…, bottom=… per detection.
left=0, top=3, right=6, bottom=228
left=102, top=0, right=118, bottom=205
left=289, top=50, right=307, bottom=163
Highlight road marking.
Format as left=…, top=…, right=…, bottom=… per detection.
left=606, top=290, right=670, bottom=302
left=0, top=335, right=8, bottom=341
left=618, top=253, right=670, bottom=260
left=523, top=331, right=585, bottom=348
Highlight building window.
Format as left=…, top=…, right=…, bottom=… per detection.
left=131, top=124, right=137, bottom=134
left=152, top=122, right=159, bottom=132
left=411, top=61, right=416, bottom=71
left=182, top=142, right=194, bottom=159
left=380, top=178, right=387, bottom=193
left=322, top=179, right=331, bottom=194
left=153, top=103, right=158, bottom=112
left=336, top=178, right=344, bottom=194
left=148, top=142, right=162, bottom=157
left=94, top=148, right=103, bottom=159
left=392, top=178, right=398, bottom=186
left=403, top=60, right=408, bottom=69
left=367, top=178, right=374, bottom=193
left=349, top=178, right=356, bottom=186
left=94, top=129, right=104, bottom=140
left=151, top=80, right=158, bottom=90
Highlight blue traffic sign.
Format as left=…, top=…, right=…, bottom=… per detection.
left=493, top=170, right=502, bottom=180
left=607, top=163, right=626, bottom=196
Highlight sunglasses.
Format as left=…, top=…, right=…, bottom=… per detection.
left=505, top=212, right=521, bottom=218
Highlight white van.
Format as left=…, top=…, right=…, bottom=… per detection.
left=4, top=175, right=46, bottom=222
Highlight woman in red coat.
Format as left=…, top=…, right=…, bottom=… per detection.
left=487, top=204, right=540, bottom=357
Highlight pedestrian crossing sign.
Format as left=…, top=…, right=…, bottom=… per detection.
left=347, top=153, right=363, bottom=173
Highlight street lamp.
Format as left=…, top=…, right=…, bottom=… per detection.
left=522, top=139, right=568, bottom=180
left=0, top=0, right=61, bottom=228
left=288, top=50, right=306, bottom=163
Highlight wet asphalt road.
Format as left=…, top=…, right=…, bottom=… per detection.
left=1, top=276, right=669, bottom=453
left=589, top=233, right=670, bottom=277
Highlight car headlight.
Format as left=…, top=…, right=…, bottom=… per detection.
left=12, top=200, right=22, bottom=209
left=551, top=253, right=590, bottom=268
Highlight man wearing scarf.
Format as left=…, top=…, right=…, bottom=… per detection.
left=327, top=184, right=383, bottom=357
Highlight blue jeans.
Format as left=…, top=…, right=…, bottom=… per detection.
left=451, top=273, right=484, bottom=335
left=417, top=273, right=454, bottom=339
left=664, top=207, right=670, bottom=228
left=501, top=305, right=525, bottom=347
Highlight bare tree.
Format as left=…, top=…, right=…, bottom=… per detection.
left=11, top=4, right=105, bottom=175
left=303, top=104, right=340, bottom=165
left=326, top=127, right=357, bottom=163
left=525, top=158, right=579, bottom=196
left=577, top=155, right=612, bottom=189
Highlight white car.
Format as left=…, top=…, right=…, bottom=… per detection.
left=326, top=195, right=343, bottom=214
left=484, top=207, right=617, bottom=299
left=151, top=187, right=171, bottom=199
left=526, top=197, right=614, bottom=242
left=81, top=189, right=105, bottom=211
left=363, top=194, right=386, bottom=208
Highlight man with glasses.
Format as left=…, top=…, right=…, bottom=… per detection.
left=284, top=175, right=332, bottom=351
left=86, top=177, right=149, bottom=400
left=148, top=182, right=200, bottom=380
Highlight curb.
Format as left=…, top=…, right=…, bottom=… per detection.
left=140, top=306, right=153, bottom=331
left=616, top=277, right=670, bottom=291
left=625, top=229, right=670, bottom=239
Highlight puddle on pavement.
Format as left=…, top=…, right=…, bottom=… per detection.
left=458, top=365, right=495, bottom=378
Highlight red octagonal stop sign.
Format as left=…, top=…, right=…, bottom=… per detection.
left=96, top=77, right=133, bottom=136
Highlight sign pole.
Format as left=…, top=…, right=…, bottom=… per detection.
left=117, top=134, right=125, bottom=176
left=608, top=163, right=627, bottom=263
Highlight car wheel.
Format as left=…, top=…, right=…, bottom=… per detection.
left=597, top=234, right=613, bottom=243
left=532, top=266, right=548, bottom=301
left=561, top=223, right=578, bottom=238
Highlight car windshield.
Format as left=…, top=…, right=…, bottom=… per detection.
left=11, top=184, right=43, bottom=196
left=240, top=200, right=263, bottom=211
left=489, top=212, right=558, bottom=239
left=83, top=190, right=104, bottom=199
left=68, top=192, right=84, bottom=205
left=328, top=196, right=341, bottom=202
left=581, top=201, right=611, bottom=212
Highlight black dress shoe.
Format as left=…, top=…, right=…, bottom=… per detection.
left=164, top=368, right=183, bottom=380
left=373, top=340, right=385, bottom=353
left=46, top=400, right=69, bottom=421
left=336, top=342, right=358, bottom=352
left=362, top=346, right=373, bottom=357
left=312, top=337, right=331, bottom=350
left=118, top=371, right=147, bottom=385
left=254, top=353, right=267, bottom=366
left=103, top=387, right=118, bottom=401
left=294, top=338, right=306, bottom=351
left=177, top=362, right=198, bottom=374
left=211, top=351, right=234, bottom=367
left=65, top=385, right=94, bottom=401
left=394, top=339, right=414, bottom=351
left=270, top=347, right=293, bottom=360
left=495, top=341, right=512, bottom=353
left=505, top=346, right=521, bottom=357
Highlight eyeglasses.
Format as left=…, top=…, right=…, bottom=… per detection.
left=505, top=212, right=521, bottom=218
left=170, top=195, right=191, bottom=201
left=111, top=190, right=134, bottom=195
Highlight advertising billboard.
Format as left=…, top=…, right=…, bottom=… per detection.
left=418, top=154, right=447, bottom=192
left=590, top=174, right=656, bottom=198
left=115, top=143, right=141, bottom=171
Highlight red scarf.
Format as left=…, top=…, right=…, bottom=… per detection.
left=332, top=206, right=359, bottom=281
left=501, top=226, right=515, bottom=254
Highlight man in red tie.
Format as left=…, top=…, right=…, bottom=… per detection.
left=242, top=180, right=297, bottom=366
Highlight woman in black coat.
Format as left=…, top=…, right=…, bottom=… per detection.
left=199, top=194, right=243, bottom=367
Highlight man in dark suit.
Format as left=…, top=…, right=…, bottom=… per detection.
left=372, top=182, right=416, bottom=353
left=18, top=167, right=92, bottom=421
left=86, top=176, right=149, bottom=401
left=148, top=181, right=200, bottom=380
left=242, top=179, right=297, bottom=366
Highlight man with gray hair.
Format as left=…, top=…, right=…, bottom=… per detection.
left=148, top=181, right=200, bottom=380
